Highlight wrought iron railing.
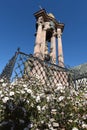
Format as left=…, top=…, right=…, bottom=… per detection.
left=10, top=52, right=73, bottom=88
left=1, top=51, right=87, bottom=89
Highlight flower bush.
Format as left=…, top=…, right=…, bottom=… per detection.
left=0, top=77, right=87, bottom=130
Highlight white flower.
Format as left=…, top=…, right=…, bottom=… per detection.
left=36, top=95, right=40, bottom=102
left=67, top=96, right=71, bottom=100
left=56, top=83, right=64, bottom=90
left=16, top=91, right=20, bottom=94
left=53, top=122, right=59, bottom=127
left=2, top=97, right=9, bottom=103
left=39, top=93, right=45, bottom=97
left=46, top=96, right=50, bottom=102
left=68, top=119, right=73, bottom=123
left=55, top=84, right=65, bottom=94
left=37, top=105, right=41, bottom=111
left=0, top=79, right=4, bottom=82
left=31, top=103, right=34, bottom=107
left=26, top=100, right=29, bottom=104
left=82, top=123, right=87, bottom=128
left=41, top=121, right=44, bottom=124
left=48, top=123, right=51, bottom=128
left=72, top=127, right=78, bottom=130
left=1, top=94, right=4, bottom=98
left=2, top=83, right=7, bottom=87
left=28, top=123, right=33, bottom=128
left=0, top=90, right=2, bottom=95
left=21, top=90, right=25, bottom=94
left=23, top=84, right=27, bottom=88
left=26, top=89, right=32, bottom=94
left=58, top=96, right=65, bottom=102
left=9, top=91, right=14, bottom=96
left=47, top=83, right=50, bottom=86
left=42, top=105, right=46, bottom=111
left=84, top=93, right=87, bottom=99
left=82, top=114, right=87, bottom=120
left=50, top=118, right=55, bottom=122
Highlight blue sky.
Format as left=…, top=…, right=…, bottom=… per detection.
left=0, top=0, right=87, bottom=73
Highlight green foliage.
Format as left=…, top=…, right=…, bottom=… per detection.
left=0, top=77, right=87, bottom=130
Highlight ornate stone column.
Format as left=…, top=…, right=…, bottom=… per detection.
left=50, top=30, right=56, bottom=64
left=57, top=28, right=64, bottom=67
left=34, top=17, right=43, bottom=58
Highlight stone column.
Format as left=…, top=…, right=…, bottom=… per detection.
left=44, top=41, right=48, bottom=55
left=57, top=28, right=64, bottom=67
left=34, top=22, right=43, bottom=58
left=40, top=28, right=46, bottom=59
left=50, top=31, right=56, bottom=64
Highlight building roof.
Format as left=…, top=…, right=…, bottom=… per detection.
left=71, top=63, right=87, bottom=79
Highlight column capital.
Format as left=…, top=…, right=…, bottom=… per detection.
left=37, top=22, right=43, bottom=26
left=43, top=26, right=47, bottom=31
left=44, top=22, right=50, bottom=30
left=52, top=30, right=57, bottom=37
left=57, top=28, right=62, bottom=36
left=37, top=16, right=44, bottom=24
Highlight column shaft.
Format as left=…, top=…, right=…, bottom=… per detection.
left=40, top=29, right=46, bottom=59
left=57, top=28, right=64, bottom=67
left=51, top=33, right=56, bottom=64
left=34, top=23, right=42, bottom=57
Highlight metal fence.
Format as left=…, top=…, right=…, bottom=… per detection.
left=1, top=51, right=87, bottom=89
left=11, top=52, right=74, bottom=88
